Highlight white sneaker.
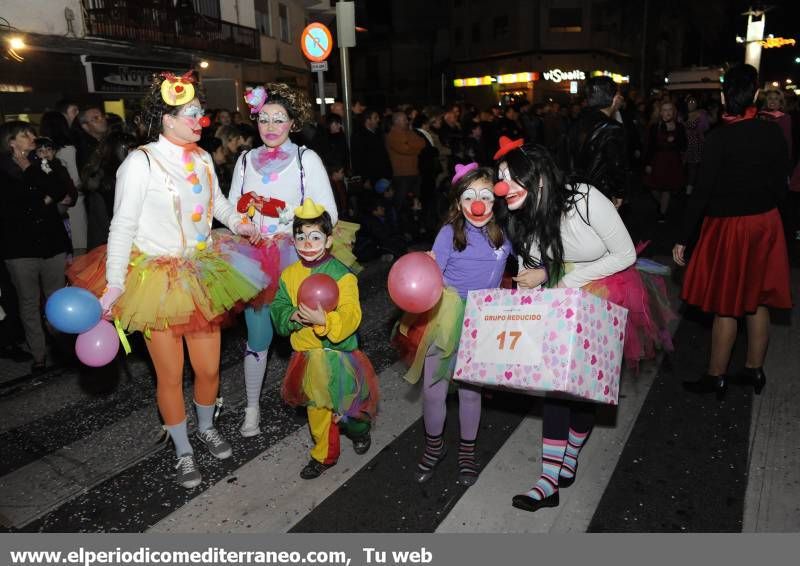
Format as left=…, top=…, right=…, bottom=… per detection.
left=239, top=407, right=261, bottom=437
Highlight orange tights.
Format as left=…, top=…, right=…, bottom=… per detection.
left=145, top=329, right=222, bottom=426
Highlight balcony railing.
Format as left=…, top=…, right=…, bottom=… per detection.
left=81, top=0, right=260, bottom=60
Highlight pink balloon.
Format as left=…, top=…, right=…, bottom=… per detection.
left=75, top=320, right=120, bottom=367
left=298, top=273, right=340, bottom=312
left=388, top=252, right=444, bottom=313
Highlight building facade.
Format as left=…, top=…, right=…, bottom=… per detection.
left=448, top=0, right=643, bottom=107
left=0, top=0, right=313, bottom=120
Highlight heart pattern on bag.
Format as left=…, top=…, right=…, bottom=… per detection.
left=452, top=288, right=626, bottom=405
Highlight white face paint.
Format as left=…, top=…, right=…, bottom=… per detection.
left=498, top=164, right=529, bottom=210
left=164, top=98, right=204, bottom=143
left=257, top=103, right=293, bottom=148
left=460, top=178, right=495, bottom=227
left=294, top=225, right=332, bottom=261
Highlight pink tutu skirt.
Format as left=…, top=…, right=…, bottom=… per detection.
left=583, top=267, right=675, bottom=369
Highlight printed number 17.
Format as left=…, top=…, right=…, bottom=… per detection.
left=496, top=331, right=521, bottom=350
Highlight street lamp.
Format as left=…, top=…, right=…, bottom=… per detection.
left=742, top=6, right=770, bottom=71
left=5, top=36, right=25, bottom=62
left=199, top=61, right=209, bottom=69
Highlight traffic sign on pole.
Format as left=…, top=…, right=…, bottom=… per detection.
left=301, top=23, right=333, bottom=63
left=310, top=61, right=328, bottom=72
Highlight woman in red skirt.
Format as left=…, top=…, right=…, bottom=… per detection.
left=673, top=64, right=791, bottom=399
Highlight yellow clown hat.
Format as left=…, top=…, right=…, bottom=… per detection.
left=294, top=198, right=326, bottom=219
left=159, top=71, right=196, bottom=106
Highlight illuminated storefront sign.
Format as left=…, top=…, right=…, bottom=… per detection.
left=591, top=70, right=630, bottom=84
left=543, top=69, right=585, bottom=82
left=496, top=72, right=539, bottom=84
left=454, top=76, right=493, bottom=87
left=454, top=72, right=540, bottom=87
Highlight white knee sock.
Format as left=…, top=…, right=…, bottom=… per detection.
left=244, top=347, right=268, bottom=409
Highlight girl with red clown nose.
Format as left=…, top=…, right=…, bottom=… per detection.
left=492, top=138, right=673, bottom=513
left=393, top=163, right=512, bottom=487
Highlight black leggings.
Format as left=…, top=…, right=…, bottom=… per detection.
left=542, top=397, right=595, bottom=440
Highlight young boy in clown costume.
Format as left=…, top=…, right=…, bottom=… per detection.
left=271, top=198, right=379, bottom=479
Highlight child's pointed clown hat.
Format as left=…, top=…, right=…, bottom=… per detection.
left=294, top=198, right=326, bottom=219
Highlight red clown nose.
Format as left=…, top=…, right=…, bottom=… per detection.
left=493, top=181, right=509, bottom=197
left=199, top=116, right=211, bottom=128
left=470, top=201, right=486, bottom=216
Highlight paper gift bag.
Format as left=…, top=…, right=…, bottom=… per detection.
left=452, top=288, right=628, bottom=405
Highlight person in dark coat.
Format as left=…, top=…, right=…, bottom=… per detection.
left=0, top=121, right=71, bottom=373
left=351, top=109, right=392, bottom=189
left=562, top=76, right=630, bottom=207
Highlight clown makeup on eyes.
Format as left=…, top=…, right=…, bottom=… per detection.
left=257, top=111, right=289, bottom=126
left=497, top=164, right=529, bottom=210
left=179, top=105, right=206, bottom=119
left=293, top=226, right=331, bottom=261
left=257, top=104, right=293, bottom=147
left=460, top=178, right=496, bottom=228
left=164, top=98, right=204, bottom=142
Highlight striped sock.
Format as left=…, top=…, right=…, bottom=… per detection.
left=417, top=433, right=444, bottom=474
left=458, top=438, right=478, bottom=479
left=525, top=438, right=567, bottom=501
left=560, top=429, right=590, bottom=480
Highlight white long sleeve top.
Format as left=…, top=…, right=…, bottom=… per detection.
left=105, top=135, right=243, bottom=290
left=521, top=184, right=636, bottom=288
left=227, top=144, right=338, bottom=236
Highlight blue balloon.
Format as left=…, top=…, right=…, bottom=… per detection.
left=45, top=287, right=102, bottom=334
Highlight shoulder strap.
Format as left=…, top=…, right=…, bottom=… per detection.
left=239, top=149, right=250, bottom=197
left=138, top=147, right=151, bottom=169
left=297, top=146, right=307, bottom=200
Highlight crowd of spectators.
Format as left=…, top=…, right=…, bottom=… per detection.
left=1, top=79, right=799, bottom=374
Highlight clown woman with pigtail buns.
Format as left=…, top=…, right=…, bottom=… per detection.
left=393, top=163, right=512, bottom=487
left=68, top=71, right=265, bottom=489
left=227, top=83, right=361, bottom=440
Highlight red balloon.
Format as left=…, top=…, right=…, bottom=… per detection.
left=387, top=252, right=444, bottom=313
left=298, top=273, right=339, bottom=312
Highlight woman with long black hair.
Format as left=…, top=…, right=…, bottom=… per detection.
left=493, top=139, right=671, bottom=512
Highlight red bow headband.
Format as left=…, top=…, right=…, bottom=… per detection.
left=160, top=70, right=196, bottom=85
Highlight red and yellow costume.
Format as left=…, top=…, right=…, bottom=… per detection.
left=271, top=252, right=378, bottom=465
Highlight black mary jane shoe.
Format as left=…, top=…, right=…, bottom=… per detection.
left=559, top=463, right=578, bottom=488
left=351, top=432, right=372, bottom=455
left=414, top=447, right=448, bottom=484
left=682, top=374, right=727, bottom=400
left=300, top=459, right=335, bottom=480
left=512, top=491, right=560, bottom=513
left=558, top=475, right=576, bottom=488
left=456, top=470, right=479, bottom=487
